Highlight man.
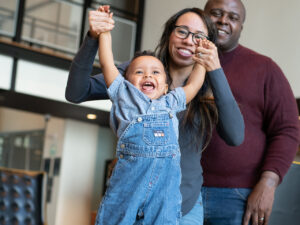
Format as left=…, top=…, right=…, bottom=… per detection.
left=201, top=0, right=300, bottom=225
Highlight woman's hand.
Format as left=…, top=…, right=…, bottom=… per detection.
left=193, top=39, right=221, bottom=71
left=88, top=5, right=114, bottom=39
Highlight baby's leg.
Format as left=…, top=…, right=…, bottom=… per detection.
left=95, top=155, right=142, bottom=224
left=141, top=155, right=182, bottom=225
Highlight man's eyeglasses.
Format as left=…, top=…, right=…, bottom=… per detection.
left=173, top=25, right=209, bottom=44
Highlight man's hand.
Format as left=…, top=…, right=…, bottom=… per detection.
left=243, top=171, right=279, bottom=225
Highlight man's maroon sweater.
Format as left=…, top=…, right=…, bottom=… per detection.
left=202, top=45, right=300, bottom=187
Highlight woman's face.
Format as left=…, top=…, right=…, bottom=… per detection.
left=168, top=12, right=208, bottom=68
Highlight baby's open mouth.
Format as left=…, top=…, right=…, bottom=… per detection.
left=142, top=81, right=155, bottom=91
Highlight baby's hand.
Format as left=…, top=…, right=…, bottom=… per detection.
left=98, top=5, right=112, bottom=17
left=192, top=39, right=205, bottom=65
left=89, top=5, right=114, bottom=39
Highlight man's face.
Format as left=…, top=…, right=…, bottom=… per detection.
left=205, top=0, right=245, bottom=52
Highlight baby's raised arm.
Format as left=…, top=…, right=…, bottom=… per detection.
left=182, top=40, right=207, bottom=103
left=98, top=6, right=119, bottom=87
left=183, top=63, right=206, bottom=104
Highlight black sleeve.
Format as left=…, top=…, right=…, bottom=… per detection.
left=207, top=68, right=245, bottom=146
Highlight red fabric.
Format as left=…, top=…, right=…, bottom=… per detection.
left=202, top=45, right=300, bottom=188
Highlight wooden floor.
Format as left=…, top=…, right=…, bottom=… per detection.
left=91, top=211, right=97, bottom=225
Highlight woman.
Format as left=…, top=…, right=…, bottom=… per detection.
left=65, top=7, right=244, bottom=225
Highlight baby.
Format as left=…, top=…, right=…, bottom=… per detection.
left=95, top=5, right=208, bottom=225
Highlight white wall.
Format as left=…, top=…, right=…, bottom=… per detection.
left=55, top=119, right=99, bottom=225
left=240, top=0, right=300, bottom=97
left=42, top=116, right=66, bottom=225
left=91, top=126, right=117, bottom=211
left=141, top=0, right=300, bottom=97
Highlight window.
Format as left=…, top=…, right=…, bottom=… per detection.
left=0, top=55, right=13, bottom=90
left=22, top=0, right=83, bottom=54
left=15, top=59, right=112, bottom=111
left=0, top=130, right=44, bottom=171
left=90, top=0, right=140, bottom=63
left=91, top=0, right=140, bottom=18
left=84, top=8, right=137, bottom=64
left=0, top=0, right=18, bottom=37
left=15, top=59, right=69, bottom=101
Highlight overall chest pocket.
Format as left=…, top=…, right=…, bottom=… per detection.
left=143, top=121, right=170, bottom=145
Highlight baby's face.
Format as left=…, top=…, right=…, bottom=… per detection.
left=126, top=56, right=168, bottom=100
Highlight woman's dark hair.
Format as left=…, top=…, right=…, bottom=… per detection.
left=155, top=8, right=218, bottom=151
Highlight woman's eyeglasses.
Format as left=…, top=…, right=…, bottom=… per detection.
left=173, top=25, right=209, bottom=44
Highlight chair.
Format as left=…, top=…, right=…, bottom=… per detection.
left=0, top=167, right=46, bottom=225
left=269, top=163, right=300, bottom=225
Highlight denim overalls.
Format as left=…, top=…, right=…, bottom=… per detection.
left=95, top=75, right=186, bottom=225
